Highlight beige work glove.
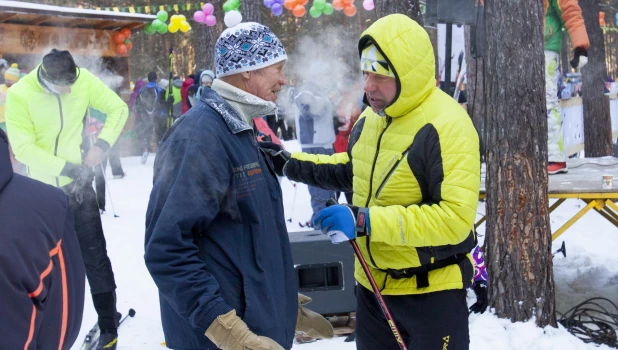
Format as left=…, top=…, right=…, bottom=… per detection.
left=205, top=310, right=284, bottom=350
left=295, top=294, right=334, bottom=339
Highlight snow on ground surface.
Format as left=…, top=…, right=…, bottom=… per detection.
left=72, top=140, right=618, bottom=349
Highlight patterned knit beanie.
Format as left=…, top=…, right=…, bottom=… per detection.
left=4, top=63, right=20, bottom=82
left=215, top=22, right=287, bottom=78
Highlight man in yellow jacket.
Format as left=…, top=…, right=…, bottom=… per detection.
left=261, top=14, right=479, bottom=349
left=6, top=49, right=128, bottom=350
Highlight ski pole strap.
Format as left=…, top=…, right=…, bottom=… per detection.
left=385, top=254, right=468, bottom=289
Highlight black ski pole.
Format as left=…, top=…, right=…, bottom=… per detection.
left=349, top=240, right=406, bottom=350
left=552, top=241, right=566, bottom=258
left=287, top=181, right=297, bottom=223
left=119, top=308, right=136, bottom=325
left=168, top=47, right=174, bottom=129
left=98, top=162, right=119, bottom=218
left=325, top=199, right=406, bottom=350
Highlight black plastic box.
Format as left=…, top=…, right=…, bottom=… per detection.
left=289, top=230, right=357, bottom=315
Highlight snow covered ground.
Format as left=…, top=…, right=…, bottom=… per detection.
left=72, top=140, right=618, bottom=349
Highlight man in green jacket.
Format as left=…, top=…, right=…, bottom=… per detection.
left=6, top=49, right=128, bottom=350
left=544, top=0, right=589, bottom=174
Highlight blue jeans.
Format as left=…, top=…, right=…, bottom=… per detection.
left=302, top=146, right=336, bottom=223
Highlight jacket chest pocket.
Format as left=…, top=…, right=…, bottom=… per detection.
left=375, top=152, right=422, bottom=205
left=232, top=161, right=268, bottom=223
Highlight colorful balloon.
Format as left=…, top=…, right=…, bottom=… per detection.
left=158, top=25, right=168, bottom=34
left=203, top=2, right=215, bottom=15
left=322, top=3, right=334, bottom=14
left=180, top=21, right=191, bottom=32
left=224, top=10, right=243, bottom=28
left=271, top=3, right=284, bottom=16
left=152, top=19, right=165, bottom=30
left=309, top=6, right=322, bottom=18
left=264, top=0, right=275, bottom=8
left=362, top=0, right=374, bottom=11
left=157, top=10, right=169, bottom=22
left=332, top=0, right=344, bottom=10
left=144, top=24, right=155, bottom=35
left=112, top=32, right=125, bottom=44
left=344, top=4, right=356, bottom=16
left=229, top=0, right=241, bottom=9
left=298, top=0, right=309, bottom=5
left=115, top=43, right=128, bottom=55
left=126, top=42, right=133, bottom=50
left=313, top=0, right=326, bottom=10
left=292, top=4, right=306, bottom=17
left=120, top=28, right=132, bottom=39
left=342, top=0, right=353, bottom=5
left=223, top=1, right=234, bottom=12
left=284, top=0, right=297, bottom=10
left=168, top=22, right=179, bottom=32
left=205, top=14, right=217, bottom=26
left=194, top=10, right=206, bottom=23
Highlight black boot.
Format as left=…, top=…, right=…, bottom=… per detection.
left=96, top=331, right=117, bottom=350
left=92, top=291, right=119, bottom=349
left=95, top=309, right=121, bottom=350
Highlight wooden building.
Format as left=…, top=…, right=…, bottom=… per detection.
left=0, top=1, right=155, bottom=93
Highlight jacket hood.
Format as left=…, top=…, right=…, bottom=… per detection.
left=0, top=129, right=13, bottom=192
left=359, top=14, right=436, bottom=117
left=182, top=78, right=194, bottom=88
left=200, top=70, right=215, bottom=82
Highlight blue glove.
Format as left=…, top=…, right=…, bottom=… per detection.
left=313, top=204, right=370, bottom=244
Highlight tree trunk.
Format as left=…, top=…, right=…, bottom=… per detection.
left=375, top=0, right=423, bottom=24
left=194, top=0, right=223, bottom=72
left=241, top=0, right=262, bottom=23
left=580, top=0, right=612, bottom=156
left=484, top=0, right=557, bottom=327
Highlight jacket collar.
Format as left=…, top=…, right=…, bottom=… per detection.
left=201, top=85, right=253, bottom=134
left=210, top=79, right=277, bottom=125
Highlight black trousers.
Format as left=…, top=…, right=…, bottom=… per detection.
left=94, top=145, right=125, bottom=211
left=137, top=115, right=168, bottom=152
left=66, top=183, right=118, bottom=330
left=356, top=285, right=469, bottom=350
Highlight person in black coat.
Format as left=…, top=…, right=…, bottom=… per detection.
left=0, top=128, right=85, bottom=349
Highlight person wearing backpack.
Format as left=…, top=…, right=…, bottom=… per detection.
left=135, top=72, right=170, bottom=164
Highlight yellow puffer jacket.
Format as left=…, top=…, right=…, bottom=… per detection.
left=285, top=14, right=480, bottom=295
left=6, top=67, right=128, bottom=187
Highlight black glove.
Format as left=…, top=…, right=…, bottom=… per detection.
left=469, top=283, right=488, bottom=314
left=570, top=47, right=588, bottom=69
left=60, top=163, right=94, bottom=203
left=167, top=95, right=174, bottom=106
left=258, top=141, right=290, bottom=177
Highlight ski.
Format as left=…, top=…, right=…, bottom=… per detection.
left=80, top=308, right=136, bottom=350
left=80, top=321, right=100, bottom=350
